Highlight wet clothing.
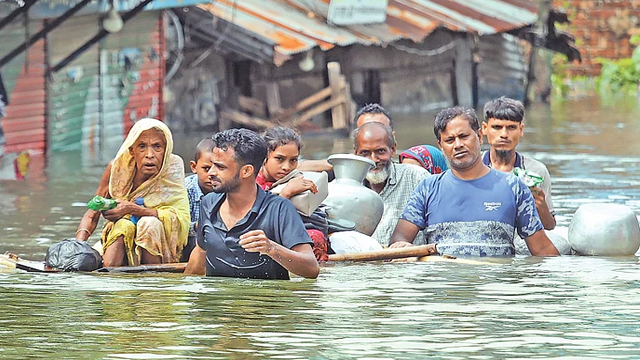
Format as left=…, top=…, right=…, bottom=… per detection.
left=308, top=229, right=328, bottom=262
left=185, top=174, right=205, bottom=237
left=399, top=145, right=448, bottom=174
left=184, top=173, right=205, bottom=261
left=401, top=169, right=543, bottom=257
left=197, top=187, right=313, bottom=279
left=482, top=151, right=556, bottom=255
left=101, top=118, right=190, bottom=265
left=256, top=170, right=275, bottom=191
left=367, top=162, right=429, bottom=246
left=257, top=169, right=329, bottom=262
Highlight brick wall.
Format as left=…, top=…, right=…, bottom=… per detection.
left=553, top=0, right=640, bottom=77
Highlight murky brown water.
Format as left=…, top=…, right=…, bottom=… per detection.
left=1, top=97, right=640, bottom=359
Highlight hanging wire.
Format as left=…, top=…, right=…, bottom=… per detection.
left=189, top=0, right=236, bottom=68
left=164, top=9, right=184, bottom=82
left=388, top=41, right=455, bottom=56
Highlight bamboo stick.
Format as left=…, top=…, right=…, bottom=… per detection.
left=327, top=245, right=437, bottom=262
left=220, top=110, right=274, bottom=129
left=289, top=96, right=345, bottom=126
left=272, top=86, right=333, bottom=121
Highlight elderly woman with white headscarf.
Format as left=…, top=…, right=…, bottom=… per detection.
left=75, top=118, right=190, bottom=267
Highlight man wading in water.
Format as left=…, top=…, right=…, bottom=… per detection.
left=481, top=97, right=566, bottom=255
left=184, top=129, right=319, bottom=280
left=389, top=107, right=559, bottom=257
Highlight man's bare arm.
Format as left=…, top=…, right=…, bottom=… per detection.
left=184, top=244, right=206, bottom=275
left=389, top=219, right=421, bottom=248
left=76, top=162, right=113, bottom=241
left=525, top=229, right=560, bottom=256
left=530, top=187, right=556, bottom=230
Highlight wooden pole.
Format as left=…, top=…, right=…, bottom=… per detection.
left=265, top=82, right=282, bottom=117
left=453, top=34, right=474, bottom=108
left=290, top=96, right=344, bottom=126
left=221, top=109, right=275, bottom=129
left=327, top=62, right=347, bottom=129
left=272, top=86, right=333, bottom=122
left=344, top=80, right=356, bottom=128
left=327, top=245, right=437, bottom=262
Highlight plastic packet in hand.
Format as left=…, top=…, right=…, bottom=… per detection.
left=87, top=195, right=117, bottom=211
left=514, top=167, right=543, bottom=188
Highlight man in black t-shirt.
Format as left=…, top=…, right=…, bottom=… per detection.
left=184, top=129, right=319, bottom=280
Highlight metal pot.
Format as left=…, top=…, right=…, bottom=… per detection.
left=322, top=154, right=384, bottom=236
left=568, top=203, right=640, bottom=256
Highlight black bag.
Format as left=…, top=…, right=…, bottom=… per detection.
left=45, top=239, right=103, bottom=271
left=300, top=208, right=330, bottom=239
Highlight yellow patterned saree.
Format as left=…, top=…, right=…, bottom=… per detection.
left=101, top=118, right=190, bottom=265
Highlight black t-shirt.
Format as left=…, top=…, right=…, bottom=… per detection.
left=197, top=186, right=313, bottom=280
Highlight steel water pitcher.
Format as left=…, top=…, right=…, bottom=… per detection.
left=322, top=154, right=384, bottom=236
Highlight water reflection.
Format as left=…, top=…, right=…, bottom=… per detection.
left=1, top=98, right=640, bottom=359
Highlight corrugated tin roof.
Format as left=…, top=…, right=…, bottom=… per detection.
left=198, top=0, right=541, bottom=65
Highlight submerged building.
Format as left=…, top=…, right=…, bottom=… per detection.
left=0, top=0, right=579, bottom=171
left=166, top=0, right=580, bottom=131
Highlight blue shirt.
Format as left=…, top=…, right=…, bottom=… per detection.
left=197, top=186, right=313, bottom=279
left=401, top=169, right=543, bottom=257
left=185, top=174, right=204, bottom=222
left=185, top=174, right=204, bottom=236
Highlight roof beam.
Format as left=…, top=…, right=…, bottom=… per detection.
left=0, top=0, right=93, bottom=68
left=0, top=0, right=40, bottom=32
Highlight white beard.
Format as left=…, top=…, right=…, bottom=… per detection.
left=366, top=162, right=391, bottom=184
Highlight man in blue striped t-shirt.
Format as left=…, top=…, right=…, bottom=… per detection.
left=389, top=107, right=559, bottom=257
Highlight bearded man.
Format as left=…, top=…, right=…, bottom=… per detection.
left=184, top=129, right=319, bottom=280
left=353, top=121, right=429, bottom=246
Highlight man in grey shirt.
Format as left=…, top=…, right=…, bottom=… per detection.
left=481, top=97, right=569, bottom=255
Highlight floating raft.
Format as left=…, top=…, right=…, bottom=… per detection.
left=0, top=253, right=187, bottom=273
left=0, top=253, right=51, bottom=272
left=1, top=246, right=494, bottom=275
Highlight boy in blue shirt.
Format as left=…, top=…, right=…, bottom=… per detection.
left=183, top=138, right=215, bottom=260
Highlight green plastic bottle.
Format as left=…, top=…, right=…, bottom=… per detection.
left=87, top=195, right=117, bottom=211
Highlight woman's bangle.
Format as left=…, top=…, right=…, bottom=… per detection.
left=75, top=228, right=91, bottom=237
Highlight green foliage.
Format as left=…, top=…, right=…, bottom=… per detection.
left=551, top=53, right=570, bottom=98
left=595, top=37, right=640, bottom=96
left=551, top=73, right=570, bottom=98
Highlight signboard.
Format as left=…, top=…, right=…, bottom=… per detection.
left=327, top=0, right=388, bottom=26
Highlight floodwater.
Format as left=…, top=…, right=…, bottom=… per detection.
left=2, top=97, right=640, bottom=359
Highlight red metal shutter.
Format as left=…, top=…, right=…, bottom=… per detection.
left=0, top=20, right=47, bottom=154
